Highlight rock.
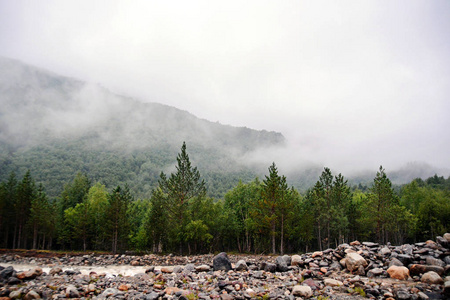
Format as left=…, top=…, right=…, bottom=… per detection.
left=389, top=257, right=404, bottom=267
left=161, top=266, right=173, bottom=273
left=292, top=285, right=312, bottom=298
left=367, top=267, right=384, bottom=278
left=425, top=256, right=445, bottom=267
left=65, top=285, right=80, bottom=298
left=421, top=271, right=444, bottom=284
left=49, top=267, right=62, bottom=275
left=345, top=252, right=368, bottom=272
left=436, top=236, right=449, bottom=248
left=418, top=291, right=429, bottom=300
left=324, top=278, right=343, bottom=287
left=379, top=247, right=391, bottom=256
left=146, top=291, right=160, bottom=300
left=291, top=254, right=302, bottom=266
left=102, top=288, right=122, bottom=298
left=329, top=260, right=342, bottom=271
left=264, top=262, right=277, bottom=272
left=410, top=264, right=444, bottom=276
left=397, top=254, right=413, bottom=265
left=213, top=252, right=232, bottom=271
left=444, top=280, right=450, bottom=297
left=395, top=289, right=412, bottom=300
left=9, top=291, right=21, bottom=299
left=350, top=240, right=361, bottom=246
left=312, top=251, right=323, bottom=258
left=24, top=291, right=41, bottom=300
left=195, top=264, right=210, bottom=272
left=183, top=263, right=195, bottom=274
left=16, top=267, right=43, bottom=280
left=164, top=287, right=181, bottom=295
left=235, top=259, right=248, bottom=271
left=444, top=233, right=450, bottom=242
left=0, top=266, right=15, bottom=280
left=276, top=256, right=289, bottom=272
left=130, top=260, right=140, bottom=266
left=387, top=266, right=410, bottom=280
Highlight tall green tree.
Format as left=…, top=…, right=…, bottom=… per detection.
left=251, top=163, right=290, bottom=254
left=57, top=172, right=91, bottom=248
left=157, top=142, right=206, bottom=254
left=28, top=184, right=52, bottom=249
left=106, top=185, right=132, bottom=254
left=368, top=166, right=400, bottom=244
left=14, top=170, right=36, bottom=249
left=223, top=179, right=261, bottom=252
left=0, top=172, right=18, bottom=248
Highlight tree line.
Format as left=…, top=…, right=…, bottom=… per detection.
left=0, top=142, right=449, bottom=254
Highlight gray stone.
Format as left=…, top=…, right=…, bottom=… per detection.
left=389, top=257, right=404, bottom=267
left=421, top=271, right=444, bottom=284
left=379, top=247, right=391, bottom=256
left=24, top=290, right=41, bottom=300
left=213, top=252, right=232, bottom=271
left=65, top=284, right=80, bottom=298
left=9, top=290, right=22, bottom=299
left=146, top=291, right=160, bottom=300
left=276, top=256, right=289, bottom=272
left=264, top=262, right=277, bottom=273
left=235, top=259, right=248, bottom=271
left=183, top=263, right=195, bottom=274
left=367, top=267, right=384, bottom=278
left=0, top=266, right=15, bottom=279
left=426, top=256, right=445, bottom=267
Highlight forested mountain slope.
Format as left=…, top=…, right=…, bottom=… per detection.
left=0, top=57, right=285, bottom=199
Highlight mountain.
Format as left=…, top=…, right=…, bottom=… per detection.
left=0, top=57, right=285, bottom=199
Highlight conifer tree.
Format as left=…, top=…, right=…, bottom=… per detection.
left=157, top=142, right=206, bottom=254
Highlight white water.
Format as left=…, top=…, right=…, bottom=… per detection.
left=0, top=263, right=175, bottom=277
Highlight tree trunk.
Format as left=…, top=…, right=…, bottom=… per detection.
left=272, top=221, right=276, bottom=254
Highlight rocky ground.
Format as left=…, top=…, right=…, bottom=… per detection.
left=0, top=235, right=449, bottom=300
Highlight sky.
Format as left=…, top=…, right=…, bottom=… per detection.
left=0, top=0, right=449, bottom=173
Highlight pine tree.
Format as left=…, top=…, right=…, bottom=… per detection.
left=157, top=142, right=206, bottom=254
left=369, top=166, right=398, bottom=244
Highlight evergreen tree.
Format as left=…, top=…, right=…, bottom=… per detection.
left=106, top=185, right=132, bottom=253
left=157, top=142, right=206, bottom=254
left=368, top=166, right=399, bottom=244
left=15, top=170, right=36, bottom=249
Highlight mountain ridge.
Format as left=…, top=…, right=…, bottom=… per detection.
left=0, top=56, right=285, bottom=198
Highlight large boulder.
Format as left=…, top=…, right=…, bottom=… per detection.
left=421, top=271, right=444, bottom=284
left=345, top=252, right=368, bottom=272
left=291, top=254, right=302, bottom=267
left=16, top=267, right=43, bottom=280
left=213, top=252, right=232, bottom=271
left=410, top=264, right=444, bottom=276
left=292, top=285, right=312, bottom=298
left=387, top=266, right=410, bottom=280
left=275, top=256, right=289, bottom=272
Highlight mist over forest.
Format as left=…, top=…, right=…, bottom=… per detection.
left=0, top=57, right=447, bottom=199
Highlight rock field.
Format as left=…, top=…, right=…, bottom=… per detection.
left=0, top=234, right=449, bottom=299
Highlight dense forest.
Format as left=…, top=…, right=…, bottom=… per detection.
left=0, top=142, right=448, bottom=255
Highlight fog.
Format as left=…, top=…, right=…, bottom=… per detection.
left=1, top=0, right=449, bottom=175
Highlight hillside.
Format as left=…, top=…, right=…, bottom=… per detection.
left=0, top=57, right=285, bottom=199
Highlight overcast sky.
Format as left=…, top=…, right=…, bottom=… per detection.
left=1, top=0, right=449, bottom=173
